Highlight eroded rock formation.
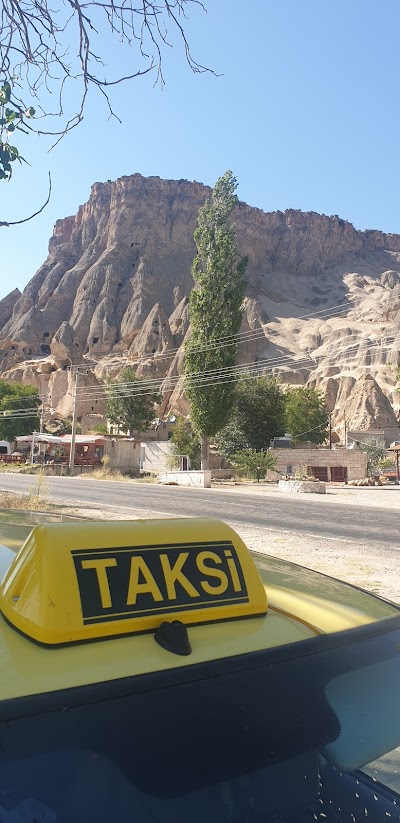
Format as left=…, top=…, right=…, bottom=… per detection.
left=1, top=173, right=400, bottom=432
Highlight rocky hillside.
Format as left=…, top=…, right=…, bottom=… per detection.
left=1, top=172, right=400, bottom=433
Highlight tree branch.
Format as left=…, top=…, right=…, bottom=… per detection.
left=0, top=170, right=51, bottom=226
left=0, top=0, right=215, bottom=145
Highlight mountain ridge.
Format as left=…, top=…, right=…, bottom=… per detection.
left=1, top=172, right=399, bottom=434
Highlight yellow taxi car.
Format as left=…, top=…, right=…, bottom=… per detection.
left=0, top=514, right=399, bottom=822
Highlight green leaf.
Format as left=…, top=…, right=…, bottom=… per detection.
left=0, top=83, right=11, bottom=103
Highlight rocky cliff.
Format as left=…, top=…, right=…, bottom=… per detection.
left=0, top=288, right=21, bottom=329
left=1, top=173, right=400, bottom=433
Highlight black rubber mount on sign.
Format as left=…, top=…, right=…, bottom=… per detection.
left=154, top=620, right=192, bottom=656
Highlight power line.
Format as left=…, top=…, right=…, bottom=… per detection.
left=38, top=299, right=393, bottom=411
left=73, top=306, right=388, bottom=397
left=45, top=299, right=357, bottom=381
left=42, top=299, right=361, bottom=408
left=0, top=406, right=40, bottom=415
left=102, top=303, right=356, bottom=367
left=0, top=416, right=39, bottom=421
left=74, top=331, right=397, bottom=401
left=76, top=342, right=396, bottom=402
left=127, top=304, right=355, bottom=363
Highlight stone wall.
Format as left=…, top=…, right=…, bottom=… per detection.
left=103, top=439, right=141, bottom=472
left=278, top=479, right=326, bottom=494
left=269, top=448, right=368, bottom=482
left=141, top=441, right=170, bottom=473
left=158, top=471, right=211, bottom=488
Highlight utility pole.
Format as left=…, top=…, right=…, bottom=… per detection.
left=344, top=419, right=348, bottom=450
left=69, top=369, right=79, bottom=476
left=40, top=396, right=45, bottom=434
left=329, top=414, right=332, bottom=450
left=30, top=432, right=36, bottom=464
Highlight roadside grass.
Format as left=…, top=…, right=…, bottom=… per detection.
left=0, top=470, right=52, bottom=512
left=0, top=462, right=158, bottom=483
left=0, top=491, right=56, bottom=512
left=26, top=470, right=50, bottom=510
left=0, top=463, right=53, bottom=476
left=0, top=463, right=27, bottom=473
left=87, top=467, right=158, bottom=483
left=89, top=467, right=131, bottom=481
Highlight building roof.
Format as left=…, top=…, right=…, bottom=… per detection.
left=16, top=434, right=64, bottom=445
left=16, top=434, right=104, bottom=446
left=61, top=435, right=104, bottom=444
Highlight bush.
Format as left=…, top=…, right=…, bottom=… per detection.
left=233, top=449, right=277, bottom=482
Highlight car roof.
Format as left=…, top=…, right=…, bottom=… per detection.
left=0, top=515, right=398, bottom=703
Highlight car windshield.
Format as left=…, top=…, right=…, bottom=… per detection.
left=0, top=616, right=399, bottom=822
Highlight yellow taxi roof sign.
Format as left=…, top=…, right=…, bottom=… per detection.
left=0, top=518, right=268, bottom=645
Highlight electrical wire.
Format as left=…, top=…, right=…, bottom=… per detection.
left=31, top=298, right=393, bottom=412
left=75, top=340, right=396, bottom=401
left=28, top=336, right=395, bottom=418
left=91, top=303, right=356, bottom=368
left=42, top=299, right=362, bottom=407
left=74, top=333, right=397, bottom=401
left=74, top=312, right=393, bottom=397
left=116, top=305, right=355, bottom=364
left=47, top=299, right=357, bottom=380
left=78, top=334, right=382, bottom=397
left=0, top=416, right=39, bottom=421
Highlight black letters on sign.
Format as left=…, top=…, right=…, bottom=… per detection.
left=72, top=541, right=249, bottom=625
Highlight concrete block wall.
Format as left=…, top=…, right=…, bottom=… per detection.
left=270, top=448, right=368, bottom=482
left=104, top=439, right=141, bottom=471
left=159, top=471, right=211, bottom=488
left=141, top=441, right=171, bottom=473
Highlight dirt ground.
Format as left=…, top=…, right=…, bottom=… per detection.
left=64, top=482, right=400, bottom=606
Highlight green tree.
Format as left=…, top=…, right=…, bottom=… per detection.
left=167, top=416, right=201, bottom=469
left=183, top=171, right=248, bottom=468
left=233, top=449, right=277, bottom=482
left=0, top=380, right=39, bottom=440
left=284, top=387, right=328, bottom=445
left=214, top=376, right=286, bottom=457
left=106, top=367, right=161, bottom=435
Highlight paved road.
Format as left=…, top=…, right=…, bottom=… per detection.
left=0, top=473, right=399, bottom=548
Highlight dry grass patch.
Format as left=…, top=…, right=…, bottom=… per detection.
left=86, top=467, right=131, bottom=481
left=0, top=470, right=52, bottom=511
left=0, top=491, right=55, bottom=512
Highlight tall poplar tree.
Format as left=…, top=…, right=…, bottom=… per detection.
left=183, top=171, right=247, bottom=468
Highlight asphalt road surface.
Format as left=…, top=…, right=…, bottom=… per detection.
left=0, top=473, right=399, bottom=549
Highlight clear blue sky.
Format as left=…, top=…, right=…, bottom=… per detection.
left=1, top=0, right=399, bottom=302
